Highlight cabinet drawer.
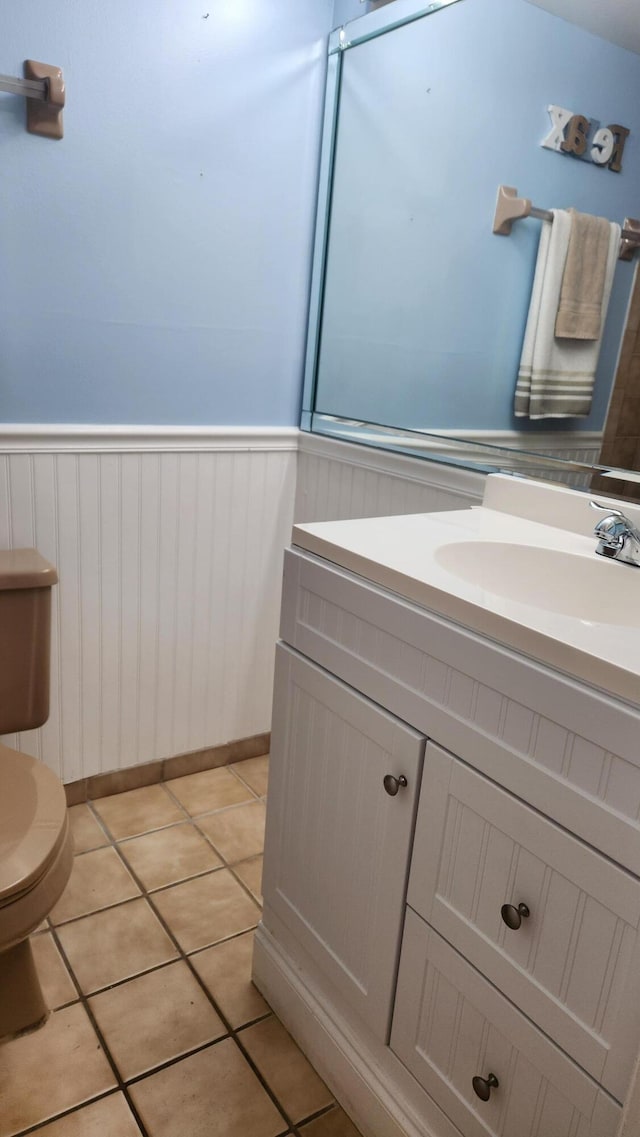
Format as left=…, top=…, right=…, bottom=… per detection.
left=391, top=911, right=621, bottom=1137
left=262, top=644, right=425, bottom=1041
left=408, top=742, right=640, bottom=1101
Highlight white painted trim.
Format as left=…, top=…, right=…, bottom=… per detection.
left=0, top=425, right=300, bottom=453
left=308, top=425, right=602, bottom=459
left=0, top=422, right=601, bottom=464
left=253, top=922, right=455, bottom=1137
left=298, top=431, right=486, bottom=501
left=423, top=428, right=603, bottom=453
left=317, top=426, right=602, bottom=453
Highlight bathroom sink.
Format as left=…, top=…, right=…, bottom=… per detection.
left=292, top=476, right=640, bottom=702
left=435, top=541, right=640, bottom=625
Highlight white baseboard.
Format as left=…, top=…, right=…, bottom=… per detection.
left=253, top=922, right=460, bottom=1137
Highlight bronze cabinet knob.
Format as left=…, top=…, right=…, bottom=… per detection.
left=500, top=902, right=530, bottom=930
left=383, top=774, right=408, bottom=796
left=472, top=1072, right=499, bottom=1102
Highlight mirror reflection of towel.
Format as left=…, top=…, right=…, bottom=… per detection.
left=514, top=210, right=620, bottom=419
left=555, top=209, right=612, bottom=340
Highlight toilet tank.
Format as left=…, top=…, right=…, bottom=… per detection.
left=0, top=550, right=58, bottom=734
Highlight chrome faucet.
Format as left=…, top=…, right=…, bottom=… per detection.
left=590, top=501, right=640, bottom=567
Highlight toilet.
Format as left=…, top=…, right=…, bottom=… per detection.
left=0, top=549, right=73, bottom=1039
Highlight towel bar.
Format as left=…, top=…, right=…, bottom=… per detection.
left=493, top=185, right=640, bottom=261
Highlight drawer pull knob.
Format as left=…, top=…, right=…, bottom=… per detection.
left=472, top=1073, right=499, bottom=1102
left=383, top=774, right=408, bottom=796
left=501, top=902, right=530, bottom=930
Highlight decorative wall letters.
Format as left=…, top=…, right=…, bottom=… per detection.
left=541, top=105, right=629, bottom=172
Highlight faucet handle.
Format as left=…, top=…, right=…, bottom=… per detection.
left=590, top=500, right=626, bottom=520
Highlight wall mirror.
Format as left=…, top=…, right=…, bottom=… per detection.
left=302, top=0, right=640, bottom=497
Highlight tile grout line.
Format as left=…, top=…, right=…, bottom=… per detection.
left=75, top=799, right=113, bottom=845
left=162, top=776, right=265, bottom=848
left=294, top=1102, right=342, bottom=1135
left=91, top=770, right=264, bottom=975
left=78, top=774, right=262, bottom=854
left=61, top=780, right=264, bottom=924
left=226, top=760, right=268, bottom=799
left=226, top=860, right=263, bottom=907
left=10, top=1089, right=129, bottom=1137
left=51, top=843, right=262, bottom=933
left=41, top=873, right=277, bottom=1137
left=87, top=790, right=258, bottom=844
left=49, top=925, right=271, bottom=1001
left=175, top=792, right=266, bottom=907
left=10, top=767, right=263, bottom=1137
left=106, top=837, right=300, bottom=1136
left=144, top=779, right=265, bottom=909
left=45, top=920, right=151, bottom=1137
left=15, top=764, right=326, bottom=1137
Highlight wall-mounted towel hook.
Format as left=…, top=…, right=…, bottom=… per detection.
left=24, top=61, right=64, bottom=139
left=0, top=61, right=65, bottom=139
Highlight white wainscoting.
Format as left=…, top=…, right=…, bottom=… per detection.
left=295, top=432, right=486, bottom=523
left=0, top=425, right=603, bottom=784
left=0, top=428, right=298, bottom=784
left=296, top=429, right=603, bottom=522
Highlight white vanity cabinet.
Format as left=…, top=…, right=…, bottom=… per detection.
left=256, top=546, right=640, bottom=1137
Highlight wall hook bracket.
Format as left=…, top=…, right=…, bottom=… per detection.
left=492, top=185, right=536, bottom=235
left=24, top=60, right=64, bottom=140
left=619, top=218, right=640, bottom=262
left=0, top=60, right=65, bottom=140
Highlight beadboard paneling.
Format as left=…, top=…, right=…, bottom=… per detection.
left=295, top=431, right=604, bottom=522
left=0, top=429, right=297, bottom=784
left=2, top=425, right=590, bottom=785
left=295, top=433, right=486, bottom=522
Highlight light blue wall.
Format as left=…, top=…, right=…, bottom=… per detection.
left=316, top=0, right=640, bottom=433
left=0, top=0, right=332, bottom=424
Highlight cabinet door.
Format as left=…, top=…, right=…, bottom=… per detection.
left=262, top=643, right=425, bottom=1040
left=407, top=743, right=640, bottom=1102
left=391, top=911, right=621, bottom=1137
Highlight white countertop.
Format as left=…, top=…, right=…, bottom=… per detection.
left=292, top=490, right=640, bottom=707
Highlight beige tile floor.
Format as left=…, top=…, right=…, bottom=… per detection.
left=0, top=755, right=362, bottom=1137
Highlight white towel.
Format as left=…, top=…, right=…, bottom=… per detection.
left=514, top=209, right=620, bottom=419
